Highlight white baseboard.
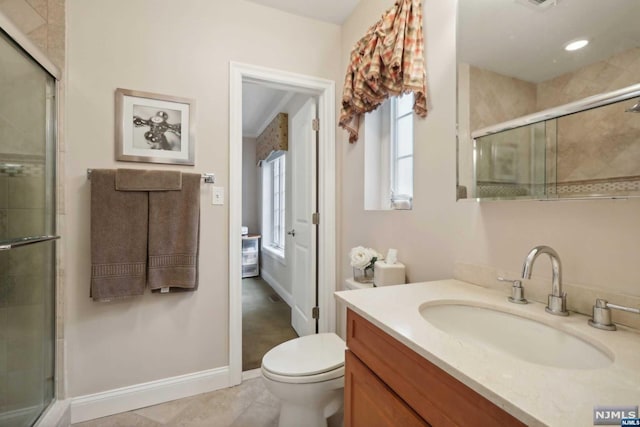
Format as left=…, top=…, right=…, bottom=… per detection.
left=260, top=269, right=293, bottom=307
left=70, top=366, right=230, bottom=423
left=242, top=368, right=262, bottom=381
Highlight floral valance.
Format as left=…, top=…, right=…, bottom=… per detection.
left=339, top=0, right=428, bottom=143
left=257, top=113, right=288, bottom=162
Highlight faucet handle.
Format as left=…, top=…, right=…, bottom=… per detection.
left=588, top=299, right=640, bottom=331
left=497, top=277, right=528, bottom=304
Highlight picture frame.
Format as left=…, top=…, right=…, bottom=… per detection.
left=491, top=142, right=518, bottom=182
left=115, top=88, right=195, bottom=165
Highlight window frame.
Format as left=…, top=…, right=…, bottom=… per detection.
left=269, top=155, right=286, bottom=251
left=390, top=93, right=414, bottom=204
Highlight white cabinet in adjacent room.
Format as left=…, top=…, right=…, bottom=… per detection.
left=242, top=235, right=261, bottom=278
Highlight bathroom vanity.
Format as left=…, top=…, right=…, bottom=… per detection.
left=336, top=280, right=640, bottom=426
left=345, top=309, right=523, bottom=426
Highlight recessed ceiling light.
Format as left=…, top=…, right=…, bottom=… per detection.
left=564, top=39, right=589, bottom=51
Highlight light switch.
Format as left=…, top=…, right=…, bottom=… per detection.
left=212, top=186, right=224, bottom=205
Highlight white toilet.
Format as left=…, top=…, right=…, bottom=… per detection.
left=261, top=333, right=346, bottom=427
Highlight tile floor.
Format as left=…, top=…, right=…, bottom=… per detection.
left=242, top=277, right=298, bottom=371
left=72, top=378, right=280, bottom=427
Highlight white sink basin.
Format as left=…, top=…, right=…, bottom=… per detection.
left=419, top=303, right=613, bottom=370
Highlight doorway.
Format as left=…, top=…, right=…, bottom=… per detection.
left=240, top=86, right=317, bottom=371
left=229, top=63, right=336, bottom=385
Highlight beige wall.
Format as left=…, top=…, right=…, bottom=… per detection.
left=66, top=0, right=341, bottom=397
left=339, top=0, right=640, bottom=305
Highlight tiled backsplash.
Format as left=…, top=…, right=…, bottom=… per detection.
left=454, top=262, right=640, bottom=331
left=476, top=175, right=640, bottom=199
left=553, top=176, right=640, bottom=196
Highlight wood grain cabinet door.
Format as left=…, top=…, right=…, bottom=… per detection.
left=346, top=309, right=525, bottom=427
left=345, top=350, right=431, bottom=427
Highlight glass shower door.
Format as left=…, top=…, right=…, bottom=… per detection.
left=0, top=30, right=57, bottom=427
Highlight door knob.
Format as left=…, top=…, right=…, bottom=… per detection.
left=287, top=229, right=296, bottom=237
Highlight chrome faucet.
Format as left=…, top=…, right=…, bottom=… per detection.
left=521, top=246, right=569, bottom=316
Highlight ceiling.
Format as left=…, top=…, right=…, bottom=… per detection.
left=458, top=0, right=640, bottom=83
left=244, top=0, right=360, bottom=24
left=242, top=83, right=293, bottom=137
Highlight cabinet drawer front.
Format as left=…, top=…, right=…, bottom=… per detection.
left=345, top=350, right=430, bottom=427
left=242, top=252, right=258, bottom=265
left=242, top=264, right=259, bottom=277
left=346, top=309, right=525, bottom=427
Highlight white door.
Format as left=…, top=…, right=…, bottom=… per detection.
left=290, top=98, right=317, bottom=336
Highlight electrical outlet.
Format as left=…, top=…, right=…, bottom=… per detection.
left=212, top=186, right=224, bottom=205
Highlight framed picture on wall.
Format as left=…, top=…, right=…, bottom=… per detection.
left=115, top=88, right=195, bottom=165
left=491, top=143, right=518, bottom=182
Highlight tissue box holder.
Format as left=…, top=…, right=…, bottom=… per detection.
left=373, top=261, right=406, bottom=287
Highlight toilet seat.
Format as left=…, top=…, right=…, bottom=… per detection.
left=261, top=333, right=346, bottom=384
left=262, top=364, right=345, bottom=384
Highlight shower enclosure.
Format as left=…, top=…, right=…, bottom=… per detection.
left=0, top=27, right=58, bottom=427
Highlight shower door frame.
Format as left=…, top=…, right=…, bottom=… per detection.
left=0, top=8, right=64, bottom=427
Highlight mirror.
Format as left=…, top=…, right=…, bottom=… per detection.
left=457, top=0, right=640, bottom=200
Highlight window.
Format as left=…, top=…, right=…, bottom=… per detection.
left=262, top=153, right=286, bottom=259
left=270, top=155, right=286, bottom=250
left=364, top=93, right=414, bottom=210
left=390, top=92, right=414, bottom=206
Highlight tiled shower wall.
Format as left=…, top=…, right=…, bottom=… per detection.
left=0, top=0, right=67, bottom=403
left=540, top=48, right=640, bottom=182
left=469, top=47, right=640, bottom=185
left=0, top=0, right=65, bottom=70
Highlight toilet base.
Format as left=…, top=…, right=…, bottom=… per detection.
left=277, top=388, right=343, bottom=427
left=262, top=375, right=344, bottom=427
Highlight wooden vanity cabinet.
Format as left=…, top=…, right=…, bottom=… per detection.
left=345, top=309, right=526, bottom=427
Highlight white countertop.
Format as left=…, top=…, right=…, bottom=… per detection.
left=335, top=279, right=640, bottom=426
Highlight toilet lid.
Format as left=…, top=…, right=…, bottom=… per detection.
left=262, top=333, right=346, bottom=377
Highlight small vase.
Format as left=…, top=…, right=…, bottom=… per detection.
left=353, top=267, right=374, bottom=283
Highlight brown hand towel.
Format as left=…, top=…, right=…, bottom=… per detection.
left=115, top=169, right=182, bottom=191
left=90, top=169, right=148, bottom=301
left=148, top=173, right=200, bottom=292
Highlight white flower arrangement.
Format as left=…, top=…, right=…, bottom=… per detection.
left=349, top=246, right=383, bottom=271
